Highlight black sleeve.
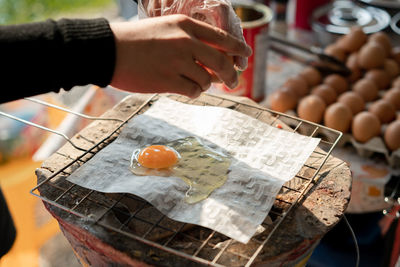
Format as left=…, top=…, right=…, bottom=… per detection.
left=0, top=188, right=16, bottom=258
left=0, top=18, right=116, bottom=104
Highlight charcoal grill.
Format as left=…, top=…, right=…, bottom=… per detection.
left=25, top=93, right=351, bottom=266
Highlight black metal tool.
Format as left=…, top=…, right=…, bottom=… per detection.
left=269, top=34, right=352, bottom=76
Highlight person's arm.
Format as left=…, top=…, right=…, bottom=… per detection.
left=0, top=18, right=115, bottom=104
left=110, top=14, right=251, bottom=98
left=0, top=15, right=250, bottom=103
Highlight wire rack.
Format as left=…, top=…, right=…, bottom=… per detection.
left=24, top=93, right=343, bottom=266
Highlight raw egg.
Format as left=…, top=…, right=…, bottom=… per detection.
left=311, top=84, right=337, bottom=105
left=368, top=99, right=396, bottom=124
left=130, top=136, right=231, bottom=204
left=384, top=120, right=400, bottom=151
left=352, top=78, right=379, bottom=102
left=324, top=102, right=353, bottom=133
left=337, top=91, right=365, bottom=115
left=136, top=145, right=178, bottom=169
left=323, top=74, right=349, bottom=94
left=297, top=95, right=326, bottom=123
left=352, top=111, right=381, bottom=143
left=268, top=87, right=298, bottom=112
left=357, top=42, right=385, bottom=69
left=300, top=67, right=322, bottom=87
left=383, top=88, right=400, bottom=110
left=364, top=69, right=390, bottom=90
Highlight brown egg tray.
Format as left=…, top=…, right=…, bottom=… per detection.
left=285, top=110, right=400, bottom=168
left=339, top=133, right=400, bottom=169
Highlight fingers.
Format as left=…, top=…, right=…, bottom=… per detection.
left=172, top=76, right=203, bottom=98
left=186, top=18, right=252, bottom=58
left=182, top=61, right=212, bottom=91
left=235, top=56, right=248, bottom=71
left=192, top=41, right=238, bottom=88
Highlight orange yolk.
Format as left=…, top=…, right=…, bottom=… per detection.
left=137, top=145, right=178, bottom=169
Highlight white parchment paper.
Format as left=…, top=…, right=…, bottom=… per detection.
left=67, top=97, right=320, bottom=243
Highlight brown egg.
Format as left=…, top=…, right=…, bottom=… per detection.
left=323, top=74, right=349, bottom=94
left=357, top=42, right=385, bottom=69
left=337, top=91, right=365, bottom=115
left=392, top=46, right=400, bottom=65
left=336, top=27, right=367, bottom=52
left=324, top=45, right=347, bottom=62
left=352, top=78, right=379, bottom=102
left=369, top=32, right=392, bottom=57
left=383, top=88, right=400, bottom=110
left=364, top=69, right=391, bottom=90
left=297, top=95, right=326, bottom=123
left=352, top=111, right=381, bottom=143
left=300, top=67, right=322, bottom=87
left=383, top=59, right=400, bottom=79
left=283, top=75, right=309, bottom=97
left=384, top=120, right=400, bottom=151
left=392, top=76, right=400, bottom=88
left=368, top=99, right=396, bottom=124
left=268, top=88, right=298, bottom=113
left=324, top=102, right=353, bottom=132
left=311, top=84, right=337, bottom=105
left=346, top=53, right=362, bottom=82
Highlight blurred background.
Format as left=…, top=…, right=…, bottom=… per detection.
left=0, top=1, right=136, bottom=267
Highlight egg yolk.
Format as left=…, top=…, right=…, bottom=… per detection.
left=137, top=145, right=178, bottom=169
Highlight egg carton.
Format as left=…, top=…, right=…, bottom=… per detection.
left=284, top=110, right=400, bottom=168
left=338, top=134, right=400, bottom=169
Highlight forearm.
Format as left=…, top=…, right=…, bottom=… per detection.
left=0, top=18, right=115, bottom=103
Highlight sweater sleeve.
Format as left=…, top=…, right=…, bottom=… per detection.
left=0, top=18, right=116, bottom=104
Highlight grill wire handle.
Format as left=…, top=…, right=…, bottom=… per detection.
left=0, top=97, right=124, bottom=152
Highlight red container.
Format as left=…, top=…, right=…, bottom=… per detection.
left=217, top=3, right=272, bottom=102
left=294, top=0, right=331, bottom=30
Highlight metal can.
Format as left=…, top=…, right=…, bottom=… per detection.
left=214, top=3, right=272, bottom=102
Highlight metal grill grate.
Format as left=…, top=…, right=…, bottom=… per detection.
left=28, top=93, right=342, bottom=266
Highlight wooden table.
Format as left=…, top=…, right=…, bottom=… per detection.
left=35, top=93, right=352, bottom=267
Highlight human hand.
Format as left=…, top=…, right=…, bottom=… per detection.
left=139, top=0, right=248, bottom=70
left=110, top=15, right=251, bottom=98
